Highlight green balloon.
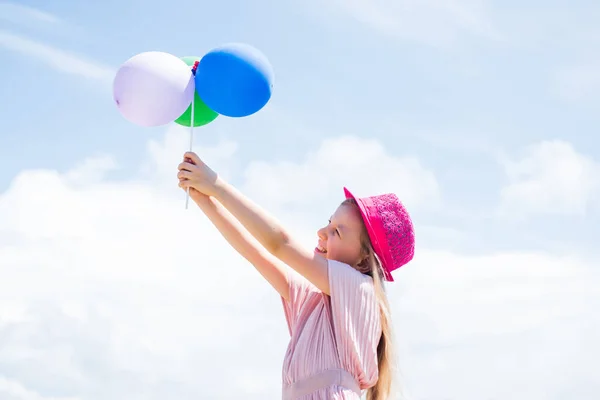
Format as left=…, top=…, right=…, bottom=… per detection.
left=174, top=56, right=219, bottom=127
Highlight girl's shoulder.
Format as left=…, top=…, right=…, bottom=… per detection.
left=327, top=259, right=375, bottom=292
left=327, top=258, right=372, bottom=278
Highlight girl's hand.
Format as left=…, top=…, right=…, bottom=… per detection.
left=181, top=183, right=209, bottom=204
left=177, top=152, right=219, bottom=197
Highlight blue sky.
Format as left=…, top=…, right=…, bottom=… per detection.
left=1, top=0, right=599, bottom=257
left=1, top=1, right=599, bottom=399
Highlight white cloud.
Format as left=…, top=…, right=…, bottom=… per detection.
left=0, top=2, right=60, bottom=24
left=318, top=0, right=502, bottom=47
left=0, top=375, right=79, bottom=400
left=396, top=249, right=599, bottom=400
left=0, top=30, right=115, bottom=83
left=64, top=155, right=118, bottom=185
left=241, top=135, right=441, bottom=218
left=0, top=130, right=598, bottom=399
left=498, top=140, right=600, bottom=217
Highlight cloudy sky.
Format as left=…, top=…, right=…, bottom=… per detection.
left=1, top=0, right=599, bottom=399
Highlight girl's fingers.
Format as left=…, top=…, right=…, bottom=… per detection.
left=184, top=152, right=202, bottom=166
left=178, top=162, right=197, bottom=172
left=177, top=170, right=193, bottom=180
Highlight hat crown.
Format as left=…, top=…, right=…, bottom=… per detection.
left=369, top=193, right=415, bottom=275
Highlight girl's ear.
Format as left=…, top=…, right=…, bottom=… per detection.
left=356, top=250, right=372, bottom=274
left=361, top=244, right=372, bottom=262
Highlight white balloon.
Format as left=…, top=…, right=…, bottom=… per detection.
left=113, top=51, right=195, bottom=127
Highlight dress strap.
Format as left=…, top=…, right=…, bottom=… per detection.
left=282, top=368, right=361, bottom=399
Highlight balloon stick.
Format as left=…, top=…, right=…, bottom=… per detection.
left=184, top=60, right=201, bottom=209
left=185, top=95, right=195, bottom=209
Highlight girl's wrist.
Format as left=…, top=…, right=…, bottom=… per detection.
left=190, top=190, right=210, bottom=205
left=212, top=176, right=228, bottom=200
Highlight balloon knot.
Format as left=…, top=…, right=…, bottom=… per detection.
left=191, top=61, right=199, bottom=75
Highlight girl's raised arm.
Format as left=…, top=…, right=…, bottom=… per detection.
left=212, top=180, right=331, bottom=295
left=191, top=192, right=291, bottom=300
left=178, top=151, right=330, bottom=295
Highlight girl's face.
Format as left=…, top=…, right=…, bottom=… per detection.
left=315, top=203, right=365, bottom=267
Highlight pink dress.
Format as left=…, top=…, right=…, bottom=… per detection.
left=281, top=259, right=382, bottom=399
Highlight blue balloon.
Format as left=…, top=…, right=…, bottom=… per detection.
left=195, top=43, right=274, bottom=118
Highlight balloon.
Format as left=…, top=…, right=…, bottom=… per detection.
left=174, top=56, right=219, bottom=127
left=195, top=43, right=274, bottom=117
left=113, top=51, right=195, bottom=127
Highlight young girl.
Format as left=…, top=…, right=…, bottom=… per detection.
left=177, top=152, right=415, bottom=400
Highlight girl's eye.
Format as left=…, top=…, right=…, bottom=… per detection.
left=328, top=220, right=340, bottom=236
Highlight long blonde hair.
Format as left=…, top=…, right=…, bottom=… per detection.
left=342, top=198, right=395, bottom=400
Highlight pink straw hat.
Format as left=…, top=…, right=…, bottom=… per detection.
left=344, top=187, right=415, bottom=281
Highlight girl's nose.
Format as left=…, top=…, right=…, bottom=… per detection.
left=317, top=226, right=326, bottom=240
